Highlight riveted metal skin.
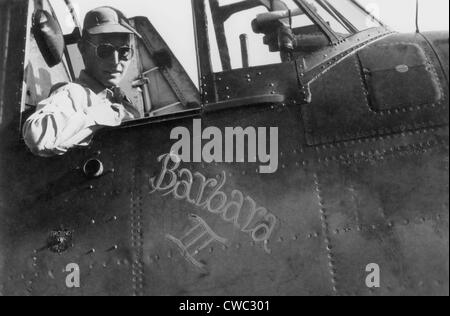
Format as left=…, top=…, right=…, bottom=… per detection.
left=301, top=33, right=449, bottom=147
left=0, top=0, right=448, bottom=296
left=420, top=31, right=449, bottom=85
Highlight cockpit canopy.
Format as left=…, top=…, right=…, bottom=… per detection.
left=205, top=0, right=383, bottom=71
left=21, top=0, right=388, bottom=127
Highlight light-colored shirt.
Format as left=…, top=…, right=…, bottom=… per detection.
left=23, top=71, right=140, bottom=157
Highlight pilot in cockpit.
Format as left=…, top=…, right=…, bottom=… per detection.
left=23, top=6, right=141, bottom=157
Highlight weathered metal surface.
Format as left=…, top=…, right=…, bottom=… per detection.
left=421, top=31, right=449, bottom=85
left=301, top=33, right=449, bottom=147
left=0, top=0, right=29, bottom=297
left=358, top=39, right=442, bottom=111
left=1, top=91, right=448, bottom=295
left=0, top=0, right=28, bottom=136
left=0, top=0, right=448, bottom=296
left=208, top=62, right=302, bottom=104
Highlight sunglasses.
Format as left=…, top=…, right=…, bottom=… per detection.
left=86, top=39, right=134, bottom=61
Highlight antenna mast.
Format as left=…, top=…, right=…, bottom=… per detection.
left=415, top=0, right=420, bottom=33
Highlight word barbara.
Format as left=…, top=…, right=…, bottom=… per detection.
left=150, top=153, right=277, bottom=253
left=170, top=119, right=279, bottom=174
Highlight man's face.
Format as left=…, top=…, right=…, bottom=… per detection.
left=81, top=33, right=133, bottom=88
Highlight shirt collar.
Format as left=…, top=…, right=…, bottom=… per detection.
left=77, top=70, right=114, bottom=99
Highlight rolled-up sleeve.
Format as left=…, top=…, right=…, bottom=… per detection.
left=22, top=84, right=97, bottom=157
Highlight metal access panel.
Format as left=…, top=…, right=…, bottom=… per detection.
left=358, top=41, right=442, bottom=111
left=300, top=33, right=449, bottom=147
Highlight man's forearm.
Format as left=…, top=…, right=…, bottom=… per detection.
left=23, top=110, right=96, bottom=157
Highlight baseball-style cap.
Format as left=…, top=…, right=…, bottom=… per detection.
left=83, top=6, right=142, bottom=38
